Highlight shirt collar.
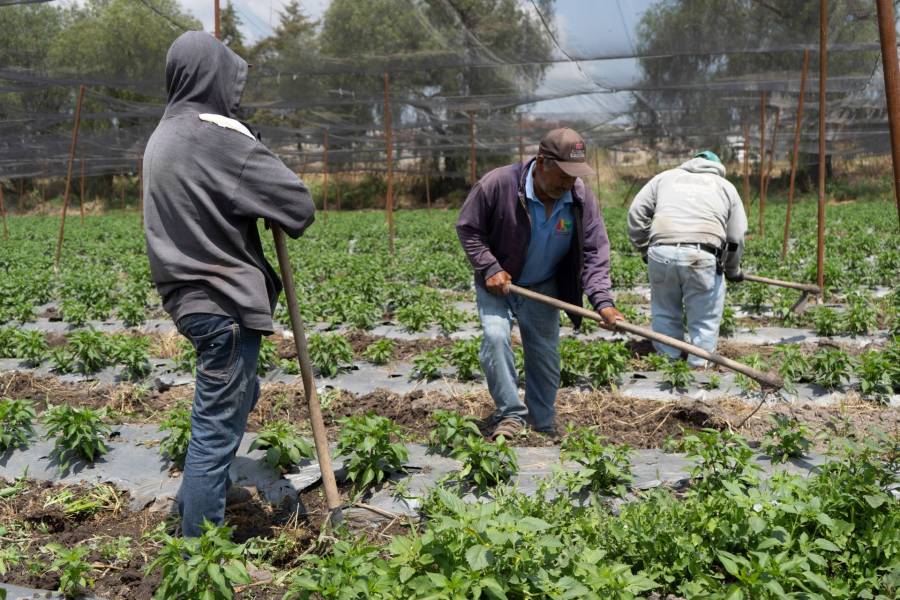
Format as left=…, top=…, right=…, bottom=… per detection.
left=525, top=161, right=574, bottom=206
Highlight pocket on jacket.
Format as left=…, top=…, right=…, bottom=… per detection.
left=189, top=322, right=240, bottom=381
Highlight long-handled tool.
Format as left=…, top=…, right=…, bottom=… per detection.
left=271, top=224, right=342, bottom=524
left=508, top=284, right=783, bottom=389
left=741, top=273, right=821, bottom=313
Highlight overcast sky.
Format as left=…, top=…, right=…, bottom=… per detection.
left=179, top=0, right=327, bottom=41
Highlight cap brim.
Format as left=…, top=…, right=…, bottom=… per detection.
left=556, top=160, right=595, bottom=178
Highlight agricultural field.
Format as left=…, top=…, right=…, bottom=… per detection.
left=0, top=192, right=898, bottom=599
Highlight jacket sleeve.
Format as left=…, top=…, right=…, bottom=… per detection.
left=456, top=179, right=504, bottom=281
left=230, top=145, right=316, bottom=238
left=580, top=188, right=615, bottom=310
left=627, top=176, right=660, bottom=252
left=723, top=183, right=748, bottom=277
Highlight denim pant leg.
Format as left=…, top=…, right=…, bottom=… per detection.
left=648, top=246, right=684, bottom=360
left=679, top=251, right=725, bottom=367
left=512, top=279, right=560, bottom=431
left=175, top=313, right=261, bottom=538
left=476, top=284, right=528, bottom=425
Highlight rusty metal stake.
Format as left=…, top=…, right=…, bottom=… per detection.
left=54, top=84, right=86, bottom=270
left=817, top=0, right=828, bottom=291
left=763, top=107, right=781, bottom=206
left=0, top=184, right=7, bottom=240
left=742, top=119, right=751, bottom=215
left=877, top=0, right=900, bottom=228
left=508, top=284, right=783, bottom=389
left=758, top=91, right=767, bottom=235
left=783, top=49, right=810, bottom=259
left=79, top=155, right=86, bottom=225
left=322, top=129, right=329, bottom=224
left=383, top=72, right=394, bottom=254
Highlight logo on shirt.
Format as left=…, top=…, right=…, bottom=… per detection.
left=555, top=218, right=572, bottom=234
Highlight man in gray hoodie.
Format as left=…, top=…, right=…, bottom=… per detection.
left=627, top=151, right=747, bottom=367
left=143, top=31, right=315, bottom=537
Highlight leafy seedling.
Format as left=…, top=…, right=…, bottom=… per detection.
left=661, top=358, right=695, bottom=391
left=560, top=426, right=632, bottom=496
left=454, top=435, right=518, bottom=493
left=45, top=543, right=93, bottom=599
left=159, top=404, right=192, bottom=469
left=762, top=415, right=812, bottom=463
left=249, top=420, right=315, bottom=472
left=308, top=333, right=353, bottom=378
left=67, top=328, right=111, bottom=374
left=0, top=397, right=36, bottom=451
left=810, top=348, right=853, bottom=390
left=336, top=413, right=407, bottom=491
left=111, top=335, right=151, bottom=379
left=14, top=329, right=47, bottom=366
left=447, top=337, right=481, bottom=381
left=42, top=405, right=111, bottom=472
left=585, top=341, right=630, bottom=389
left=257, top=336, right=279, bottom=375
left=428, top=410, right=481, bottom=455
left=363, top=338, right=394, bottom=365
left=412, top=349, right=446, bottom=382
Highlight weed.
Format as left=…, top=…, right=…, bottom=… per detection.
left=560, top=427, right=632, bottom=496
left=42, top=405, right=111, bottom=472
left=702, top=374, right=721, bottom=390
left=427, top=410, right=481, bottom=455
left=335, top=414, right=407, bottom=490
left=362, top=338, right=394, bottom=365
left=249, top=420, right=315, bottom=472
left=308, top=333, right=353, bottom=378
left=159, top=404, right=191, bottom=469
left=762, top=415, right=812, bottom=463
left=44, top=483, right=124, bottom=517
left=0, top=397, right=36, bottom=451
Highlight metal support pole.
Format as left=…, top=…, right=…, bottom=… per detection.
left=138, top=156, right=144, bottom=228
left=763, top=107, right=781, bottom=204
left=758, top=91, right=767, bottom=235
left=214, top=0, right=221, bottom=39
left=322, top=129, right=329, bottom=224
left=469, top=111, right=477, bottom=185
left=79, top=155, right=85, bottom=225
left=742, top=120, right=751, bottom=215
left=595, top=152, right=602, bottom=202
left=783, top=49, right=810, bottom=259
left=817, top=0, right=828, bottom=290
left=0, top=184, right=8, bottom=241
left=54, top=84, right=86, bottom=270
left=383, top=72, right=395, bottom=254
left=876, top=0, right=900, bottom=228
left=517, top=113, right=524, bottom=164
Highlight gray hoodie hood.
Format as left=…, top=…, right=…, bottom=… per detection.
left=679, top=157, right=726, bottom=177
left=164, top=31, right=247, bottom=118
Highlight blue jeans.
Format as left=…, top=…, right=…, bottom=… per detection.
left=175, top=313, right=261, bottom=538
left=476, top=278, right=560, bottom=431
left=647, top=245, right=725, bottom=367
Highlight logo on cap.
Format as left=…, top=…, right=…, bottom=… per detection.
left=569, top=141, right=585, bottom=160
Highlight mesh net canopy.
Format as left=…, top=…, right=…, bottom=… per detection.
left=0, top=0, right=896, bottom=182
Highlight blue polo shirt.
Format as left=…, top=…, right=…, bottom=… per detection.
left=516, top=162, right=575, bottom=286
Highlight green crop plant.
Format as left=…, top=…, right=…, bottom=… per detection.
left=584, top=341, right=630, bottom=389
left=734, top=352, right=766, bottom=394
left=642, top=352, right=670, bottom=371
left=810, top=348, right=853, bottom=390
left=117, top=297, right=146, bottom=328
left=0, top=397, right=36, bottom=451
left=772, top=344, right=809, bottom=386
left=159, top=404, right=192, bottom=469
left=844, top=290, right=878, bottom=336
left=335, top=413, right=407, bottom=490
left=812, top=306, right=841, bottom=337
left=67, top=328, right=111, bottom=374
left=363, top=338, right=394, bottom=365
left=42, top=405, right=111, bottom=472
left=447, top=337, right=481, bottom=381
left=111, top=335, right=151, bottom=379
left=173, top=338, right=196, bottom=375
left=855, top=350, right=895, bottom=402
left=719, top=305, right=737, bottom=337
left=454, top=435, right=518, bottom=493
left=702, top=373, right=721, bottom=390
left=683, top=428, right=758, bottom=491
left=49, top=347, right=76, bottom=374
left=147, top=520, right=251, bottom=600
left=280, top=357, right=300, bottom=375
left=762, top=415, right=812, bottom=463
left=60, top=299, right=90, bottom=328
left=514, top=346, right=525, bottom=381
left=436, top=306, right=466, bottom=334
left=559, top=337, right=588, bottom=387
left=0, top=542, right=21, bottom=578
left=45, top=543, right=93, bottom=599
left=44, top=483, right=124, bottom=517
left=396, top=303, right=431, bottom=332
left=412, top=348, right=446, bottom=381
left=772, top=290, right=806, bottom=327
left=249, top=420, right=315, bottom=472
left=661, top=358, right=695, bottom=391
left=560, top=426, right=632, bottom=497
left=14, top=329, right=47, bottom=366
left=308, top=333, right=353, bottom=378
left=427, top=410, right=481, bottom=455
left=257, top=336, right=278, bottom=375
left=0, top=327, right=15, bottom=357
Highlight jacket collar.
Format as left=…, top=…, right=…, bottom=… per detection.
left=517, top=157, right=585, bottom=208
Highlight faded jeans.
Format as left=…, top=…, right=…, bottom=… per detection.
left=175, top=313, right=261, bottom=538
left=476, top=278, right=560, bottom=431
left=647, top=245, right=725, bottom=367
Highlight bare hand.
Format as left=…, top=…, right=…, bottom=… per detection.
left=599, top=306, right=625, bottom=326
left=485, top=270, right=512, bottom=296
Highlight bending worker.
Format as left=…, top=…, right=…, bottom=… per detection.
left=627, top=151, right=747, bottom=368
left=457, top=128, right=622, bottom=440
left=143, top=32, right=315, bottom=537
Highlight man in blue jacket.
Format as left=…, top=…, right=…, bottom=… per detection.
left=456, top=128, right=622, bottom=440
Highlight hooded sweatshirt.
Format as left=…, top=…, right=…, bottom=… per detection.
left=143, top=31, right=315, bottom=334
left=627, top=157, right=747, bottom=276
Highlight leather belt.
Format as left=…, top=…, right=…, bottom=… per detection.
left=655, top=242, right=723, bottom=258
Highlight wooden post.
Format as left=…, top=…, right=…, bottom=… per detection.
left=41, top=163, right=47, bottom=207
left=0, top=184, right=8, bottom=241
left=469, top=111, right=477, bottom=185
left=79, top=155, right=85, bottom=224
left=817, top=0, right=827, bottom=290
left=214, top=0, right=221, bottom=39
left=383, top=72, right=394, bottom=254
left=322, top=129, right=329, bottom=223
left=18, top=178, right=23, bottom=206
left=742, top=120, right=751, bottom=215
left=138, top=156, right=144, bottom=228
left=425, top=165, right=431, bottom=209
left=120, top=175, right=125, bottom=209
left=54, top=84, right=86, bottom=270
left=517, top=113, right=524, bottom=164
left=336, top=173, right=342, bottom=211
left=876, top=0, right=900, bottom=228
left=763, top=107, right=781, bottom=209
left=783, top=49, right=810, bottom=259
left=758, top=91, right=767, bottom=235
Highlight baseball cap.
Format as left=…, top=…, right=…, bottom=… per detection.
left=538, top=128, right=595, bottom=178
left=693, top=150, right=722, bottom=164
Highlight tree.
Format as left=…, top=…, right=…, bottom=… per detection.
left=220, top=1, right=247, bottom=57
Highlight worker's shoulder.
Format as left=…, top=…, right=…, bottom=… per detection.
left=198, top=114, right=258, bottom=142
left=476, top=162, right=521, bottom=194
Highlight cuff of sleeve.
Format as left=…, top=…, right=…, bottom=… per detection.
left=590, top=295, right=615, bottom=311
left=482, top=262, right=504, bottom=281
